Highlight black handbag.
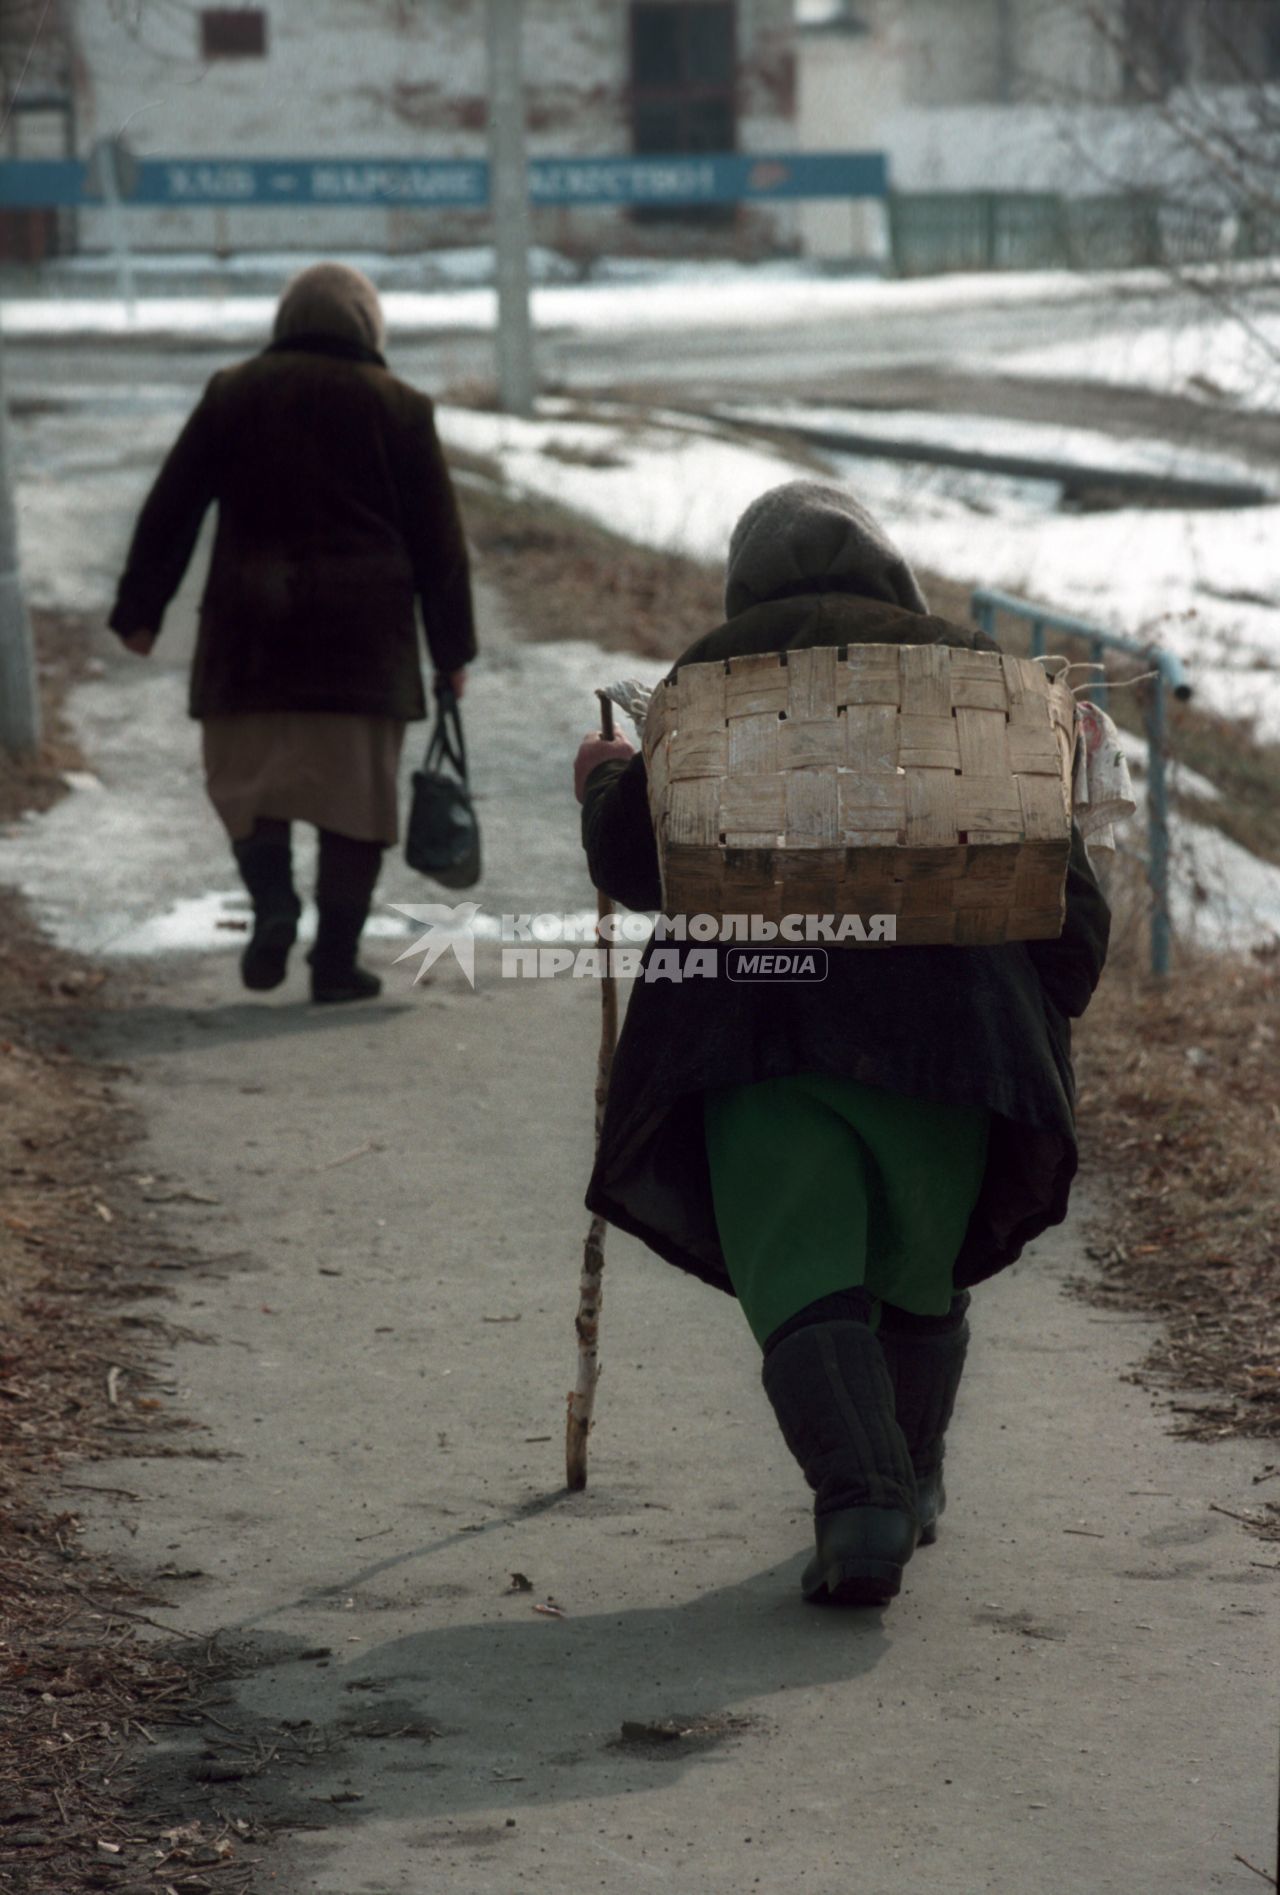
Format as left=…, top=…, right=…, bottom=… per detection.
left=404, top=684, right=481, bottom=888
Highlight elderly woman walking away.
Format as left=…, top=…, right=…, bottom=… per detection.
left=574, top=481, right=1110, bottom=1610
left=109, top=262, right=476, bottom=1003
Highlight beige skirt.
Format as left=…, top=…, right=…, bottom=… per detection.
left=202, top=712, right=407, bottom=846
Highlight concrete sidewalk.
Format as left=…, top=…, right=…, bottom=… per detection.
left=72, top=938, right=1277, bottom=1895
left=1, top=569, right=1270, bottom=1892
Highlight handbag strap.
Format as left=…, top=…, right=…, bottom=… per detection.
left=423, top=682, right=469, bottom=783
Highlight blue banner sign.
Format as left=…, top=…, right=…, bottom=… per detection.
left=0, top=151, right=887, bottom=210
left=529, top=153, right=887, bottom=206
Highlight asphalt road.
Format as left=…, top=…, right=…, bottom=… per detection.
left=12, top=267, right=1280, bottom=476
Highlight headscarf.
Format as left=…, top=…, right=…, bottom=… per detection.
left=272, top=261, right=386, bottom=355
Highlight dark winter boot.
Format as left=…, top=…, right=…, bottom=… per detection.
left=761, top=1316, right=919, bottom=1607
left=878, top=1294, right=970, bottom=1546
left=309, top=830, right=384, bottom=1004
left=232, top=824, right=301, bottom=993
left=308, top=903, right=382, bottom=1005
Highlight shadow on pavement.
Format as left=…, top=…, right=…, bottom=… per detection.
left=135, top=1510, right=893, bottom=1830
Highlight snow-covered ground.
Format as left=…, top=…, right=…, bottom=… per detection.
left=1000, top=308, right=1280, bottom=413
left=441, top=403, right=821, bottom=569
left=715, top=400, right=1271, bottom=489
left=886, top=493, right=1280, bottom=738
left=1102, top=743, right=1280, bottom=956
left=437, top=402, right=1280, bottom=744
left=434, top=401, right=1280, bottom=953
left=7, top=308, right=1278, bottom=956
left=2, top=257, right=1265, bottom=342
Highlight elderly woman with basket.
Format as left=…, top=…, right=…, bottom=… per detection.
left=575, top=481, right=1109, bottom=1610
left=109, top=262, right=476, bottom=1002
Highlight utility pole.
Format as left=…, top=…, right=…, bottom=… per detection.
left=0, top=336, right=41, bottom=756
left=486, top=0, right=535, bottom=416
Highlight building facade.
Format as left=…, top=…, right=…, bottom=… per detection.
left=797, top=0, right=1280, bottom=264
left=1, top=0, right=78, bottom=261
left=47, top=0, right=798, bottom=259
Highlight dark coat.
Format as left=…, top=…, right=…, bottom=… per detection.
left=109, top=335, right=476, bottom=721
left=581, top=591, right=1110, bottom=1299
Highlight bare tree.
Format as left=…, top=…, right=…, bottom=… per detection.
left=1076, top=0, right=1280, bottom=226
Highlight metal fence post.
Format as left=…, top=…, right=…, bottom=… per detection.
left=1144, top=674, right=1172, bottom=977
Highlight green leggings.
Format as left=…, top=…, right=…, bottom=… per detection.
left=703, top=1073, right=990, bottom=1348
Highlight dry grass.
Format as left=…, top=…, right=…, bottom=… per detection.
left=0, top=889, right=265, bottom=1890
left=1075, top=953, right=1280, bottom=1459
left=0, top=627, right=261, bottom=1890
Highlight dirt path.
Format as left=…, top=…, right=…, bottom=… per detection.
left=0, top=558, right=1272, bottom=1891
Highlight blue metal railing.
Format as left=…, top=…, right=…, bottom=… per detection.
left=971, top=587, right=1193, bottom=977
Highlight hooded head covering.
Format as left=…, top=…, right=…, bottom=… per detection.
left=272, top=261, right=386, bottom=355
left=724, top=480, right=929, bottom=621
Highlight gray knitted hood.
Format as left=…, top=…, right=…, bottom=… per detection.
left=724, top=480, right=929, bottom=620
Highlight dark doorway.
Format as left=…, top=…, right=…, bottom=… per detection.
left=630, top=2, right=737, bottom=223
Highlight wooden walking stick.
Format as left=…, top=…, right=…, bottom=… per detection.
left=566, top=690, right=621, bottom=1491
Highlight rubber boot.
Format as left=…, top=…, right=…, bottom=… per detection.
left=308, top=901, right=382, bottom=1004
left=878, top=1294, right=970, bottom=1546
left=232, top=828, right=301, bottom=992
left=761, top=1319, right=919, bottom=1607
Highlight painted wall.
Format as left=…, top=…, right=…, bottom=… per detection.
left=68, top=0, right=798, bottom=258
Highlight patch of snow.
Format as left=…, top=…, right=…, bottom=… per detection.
left=439, top=401, right=1280, bottom=952
left=718, top=401, right=1269, bottom=490
left=0, top=262, right=1236, bottom=344
left=439, top=402, right=1280, bottom=740
left=1122, top=786, right=1280, bottom=955
left=109, top=891, right=458, bottom=957
left=438, top=404, right=820, bottom=566
left=872, top=486, right=1280, bottom=742
left=999, top=310, right=1280, bottom=413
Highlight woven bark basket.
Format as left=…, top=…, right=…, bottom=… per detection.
left=642, top=644, right=1076, bottom=947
